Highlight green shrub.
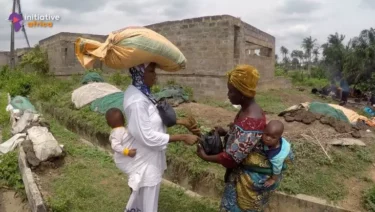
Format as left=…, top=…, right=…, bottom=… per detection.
left=3, top=71, right=40, bottom=97
left=275, top=66, right=288, bottom=77
left=108, top=72, right=131, bottom=89
left=184, top=86, right=194, bottom=100
left=310, top=66, right=327, bottom=79
left=19, top=45, right=49, bottom=74
left=364, top=186, right=375, bottom=211
left=290, top=71, right=329, bottom=88
left=31, top=78, right=77, bottom=102
left=0, top=151, right=25, bottom=195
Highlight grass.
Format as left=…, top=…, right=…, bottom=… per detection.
left=2, top=68, right=375, bottom=209
left=0, top=92, right=25, bottom=197
left=257, top=91, right=286, bottom=114
left=364, top=185, right=375, bottom=211
left=280, top=140, right=375, bottom=202
left=44, top=118, right=218, bottom=212
left=200, top=90, right=286, bottom=114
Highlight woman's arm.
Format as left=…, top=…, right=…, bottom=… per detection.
left=126, top=101, right=171, bottom=151
left=126, top=101, right=198, bottom=150
left=197, top=145, right=238, bottom=168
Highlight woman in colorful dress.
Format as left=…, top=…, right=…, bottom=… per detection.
left=197, top=65, right=280, bottom=212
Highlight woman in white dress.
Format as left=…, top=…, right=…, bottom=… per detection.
left=121, top=62, right=199, bottom=212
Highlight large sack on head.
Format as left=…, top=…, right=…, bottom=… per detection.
left=71, top=82, right=121, bottom=109
left=75, top=26, right=186, bottom=72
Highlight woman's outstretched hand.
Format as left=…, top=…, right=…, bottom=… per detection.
left=176, top=116, right=201, bottom=136
left=183, top=134, right=200, bottom=145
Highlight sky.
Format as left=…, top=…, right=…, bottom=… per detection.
left=0, top=0, right=374, bottom=57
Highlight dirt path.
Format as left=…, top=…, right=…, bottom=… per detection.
left=0, top=190, right=30, bottom=212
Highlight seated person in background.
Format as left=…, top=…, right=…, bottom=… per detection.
left=339, top=78, right=350, bottom=105
left=370, top=94, right=375, bottom=107
left=262, top=120, right=293, bottom=187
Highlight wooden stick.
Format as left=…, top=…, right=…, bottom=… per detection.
left=301, top=133, right=318, bottom=145
left=310, top=129, right=333, bottom=163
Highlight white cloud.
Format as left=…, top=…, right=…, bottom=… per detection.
left=0, top=0, right=373, bottom=59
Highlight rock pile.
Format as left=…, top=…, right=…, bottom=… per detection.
left=282, top=109, right=362, bottom=138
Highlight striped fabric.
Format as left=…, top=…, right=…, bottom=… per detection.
left=75, top=27, right=186, bottom=72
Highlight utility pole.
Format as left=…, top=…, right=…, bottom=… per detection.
left=17, top=0, right=30, bottom=48
left=10, top=0, right=16, bottom=69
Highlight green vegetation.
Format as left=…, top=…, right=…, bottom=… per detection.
left=44, top=118, right=218, bottom=212
left=364, top=185, right=375, bottom=212
left=19, top=45, right=49, bottom=74
left=281, top=141, right=375, bottom=202
left=0, top=92, right=25, bottom=197
left=276, top=28, right=375, bottom=92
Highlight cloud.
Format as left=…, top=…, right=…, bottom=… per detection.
left=39, top=0, right=109, bottom=13
left=0, top=0, right=373, bottom=62
left=278, top=0, right=322, bottom=15
left=114, top=0, right=201, bottom=24
left=361, top=0, right=375, bottom=9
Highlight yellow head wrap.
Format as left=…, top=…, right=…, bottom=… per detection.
left=227, top=65, right=260, bottom=97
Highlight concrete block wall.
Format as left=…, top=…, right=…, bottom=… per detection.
left=239, top=22, right=275, bottom=80
left=147, top=15, right=238, bottom=77
left=0, top=15, right=277, bottom=100
left=146, top=15, right=275, bottom=99
left=0, top=51, right=10, bottom=67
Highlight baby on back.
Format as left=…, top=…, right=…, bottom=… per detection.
left=106, top=108, right=137, bottom=159
left=262, top=120, right=293, bottom=187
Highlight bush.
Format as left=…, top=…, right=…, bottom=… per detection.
left=19, top=45, right=49, bottom=74
left=0, top=152, right=25, bottom=195
left=364, top=186, right=375, bottom=211
left=310, top=66, right=327, bottom=79
left=2, top=71, right=40, bottom=97
left=275, top=66, right=288, bottom=77
left=108, top=72, right=131, bottom=89
left=290, top=70, right=329, bottom=88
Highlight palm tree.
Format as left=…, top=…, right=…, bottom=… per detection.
left=297, top=50, right=304, bottom=67
left=313, top=48, right=320, bottom=64
left=280, top=46, right=289, bottom=67
left=291, top=50, right=300, bottom=69
left=321, top=33, right=346, bottom=78
left=344, top=28, right=375, bottom=87
left=302, top=36, right=317, bottom=75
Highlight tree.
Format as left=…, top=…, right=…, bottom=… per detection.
left=280, top=46, right=289, bottom=67
left=321, top=33, right=346, bottom=79
left=291, top=50, right=301, bottom=69
left=313, top=48, right=320, bottom=64
left=19, top=45, right=49, bottom=74
left=344, top=28, right=375, bottom=91
left=302, top=36, right=317, bottom=75
left=291, top=58, right=300, bottom=69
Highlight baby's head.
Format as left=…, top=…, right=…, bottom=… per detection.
left=105, top=108, right=125, bottom=129
left=262, top=120, right=284, bottom=148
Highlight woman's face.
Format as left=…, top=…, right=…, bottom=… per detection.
left=144, top=63, right=157, bottom=87
left=227, top=82, right=243, bottom=105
